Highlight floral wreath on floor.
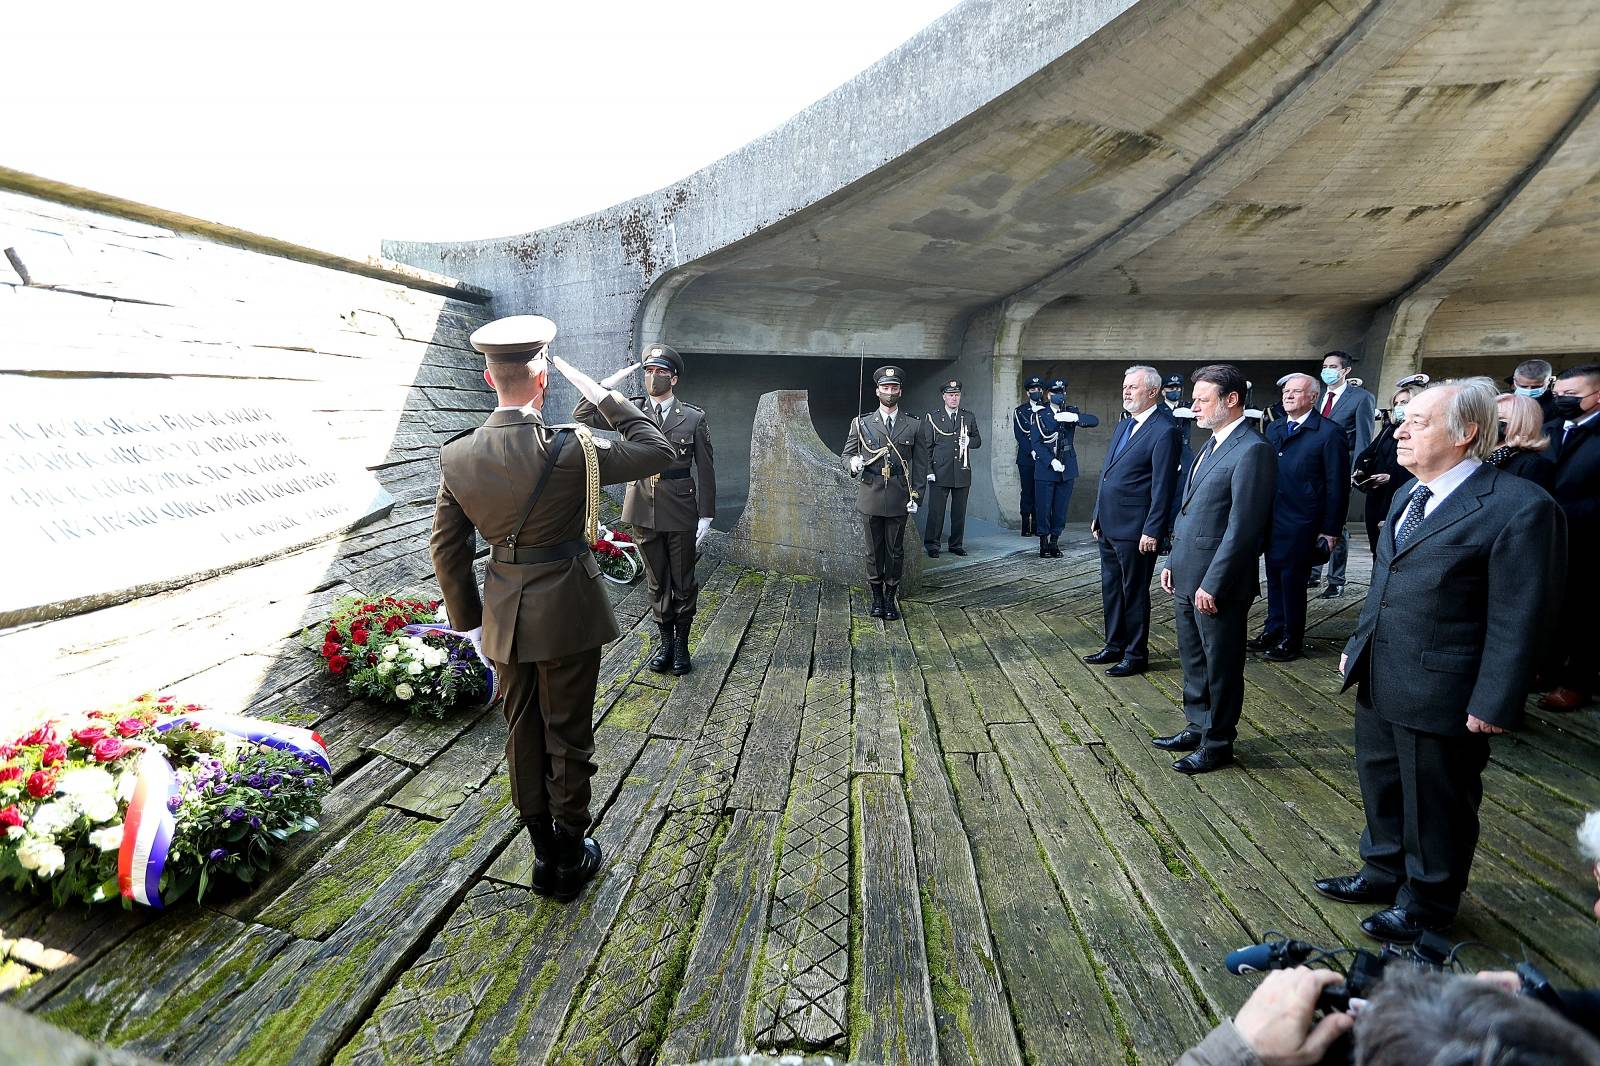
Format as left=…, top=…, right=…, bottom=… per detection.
left=310, top=595, right=492, bottom=717
left=0, top=695, right=330, bottom=909
left=591, top=524, right=641, bottom=584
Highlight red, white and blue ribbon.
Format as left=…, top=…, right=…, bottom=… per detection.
left=155, top=711, right=330, bottom=773
left=118, top=747, right=179, bottom=908
left=398, top=624, right=498, bottom=704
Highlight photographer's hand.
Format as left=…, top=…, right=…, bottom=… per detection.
left=1233, top=967, right=1354, bottom=1066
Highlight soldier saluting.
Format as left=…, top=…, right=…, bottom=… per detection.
left=431, top=316, right=673, bottom=902
left=844, top=365, right=930, bottom=621
left=575, top=342, right=715, bottom=676
left=921, top=378, right=982, bottom=557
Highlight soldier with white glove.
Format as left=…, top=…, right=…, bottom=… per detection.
left=843, top=365, right=930, bottom=620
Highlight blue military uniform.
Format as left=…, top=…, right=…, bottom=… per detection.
left=1012, top=375, right=1047, bottom=537
left=1163, top=372, right=1197, bottom=536
left=1028, top=378, right=1099, bottom=557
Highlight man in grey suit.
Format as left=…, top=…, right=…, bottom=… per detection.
left=1315, top=378, right=1566, bottom=943
left=1158, top=364, right=1277, bottom=774
left=1308, top=351, right=1376, bottom=597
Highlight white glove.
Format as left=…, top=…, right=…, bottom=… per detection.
left=599, top=361, right=639, bottom=389
left=465, top=626, right=485, bottom=660
left=849, top=456, right=864, bottom=475
left=906, top=501, right=919, bottom=514
left=1050, top=459, right=1065, bottom=473
left=696, top=517, right=712, bottom=545
left=927, top=473, right=936, bottom=481
left=550, top=355, right=610, bottom=406
left=1244, top=408, right=1264, bottom=420
left=1060, top=411, right=1079, bottom=423
left=1030, top=450, right=1037, bottom=460
left=1174, top=407, right=1197, bottom=420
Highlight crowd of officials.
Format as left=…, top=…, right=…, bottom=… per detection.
left=428, top=314, right=1599, bottom=1059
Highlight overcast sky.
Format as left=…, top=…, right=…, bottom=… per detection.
left=11, top=1, right=959, bottom=256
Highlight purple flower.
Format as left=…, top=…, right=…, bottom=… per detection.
left=250, top=816, right=261, bottom=828
left=248, top=774, right=263, bottom=788
left=167, top=795, right=183, bottom=812
left=261, top=789, right=273, bottom=799
left=208, top=848, right=229, bottom=860
left=212, top=782, right=228, bottom=795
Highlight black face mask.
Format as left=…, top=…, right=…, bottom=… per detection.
left=1164, top=390, right=1181, bottom=403
left=1050, top=392, right=1066, bottom=405
left=1497, top=420, right=1508, bottom=444
left=1552, top=395, right=1586, bottom=419
left=1027, top=390, right=1044, bottom=403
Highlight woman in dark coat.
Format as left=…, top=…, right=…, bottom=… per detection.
left=1489, top=392, right=1555, bottom=490
left=1351, top=385, right=1415, bottom=553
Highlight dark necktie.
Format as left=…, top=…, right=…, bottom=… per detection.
left=1321, top=391, right=1335, bottom=418
left=1188, top=436, right=1217, bottom=490
left=885, top=415, right=894, bottom=434
left=1394, top=484, right=1433, bottom=548
left=1287, top=420, right=1300, bottom=436
left=1108, top=418, right=1133, bottom=463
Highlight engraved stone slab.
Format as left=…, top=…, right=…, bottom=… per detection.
left=1, top=378, right=393, bottom=624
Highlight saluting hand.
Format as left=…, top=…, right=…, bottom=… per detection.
left=550, top=355, right=610, bottom=406
left=600, top=361, right=640, bottom=390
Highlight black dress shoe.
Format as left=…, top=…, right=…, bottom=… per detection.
left=1263, top=642, right=1303, bottom=662
left=1321, top=583, right=1344, bottom=599
left=1313, top=873, right=1398, bottom=906
left=1173, top=748, right=1233, bottom=774
left=926, top=547, right=941, bottom=558
left=1246, top=632, right=1282, bottom=652
left=949, top=546, right=967, bottom=556
left=1083, top=647, right=1122, bottom=665
left=1307, top=576, right=1321, bottom=588
left=1360, top=906, right=1446, bottom=944
left=1152, top=729, right=1201, bottom=751
left=1106, top=658, right=1146, bottom=677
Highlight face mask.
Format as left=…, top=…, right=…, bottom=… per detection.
left=880, top=393, right=899, bottom=409
left=1320, top=368, right=1342, bottom=386
left=1391, top=404, right=1407, bottom=421
left=1552, top=394, right=1586, bottom=419
left=1164, top=390, right=1181, bottom=403
left=1497, top=420, right=1509, bottom=444
left=1027, top=390, right=1043, bottom=403
left=1514, top=384, right=1546, bottom=399
left=1050, top=392, right=1066, bottom=404
left=646, top=374, right=671, bottom=397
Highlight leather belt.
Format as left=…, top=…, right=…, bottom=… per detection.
left=656, top=468, right=692, bottom=480
left=490, top=538, right=588, bottom=564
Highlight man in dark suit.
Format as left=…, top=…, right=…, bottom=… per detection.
left=921, top=378, right=982, bottom=557
left=1088, top=365, right=1183, bottom=678
left=844, top=365, right=930, bottom=621
left=1158, top=364, right=1277, bottom=774
left=1539, top=363, right=1600, bottom=710
left=1316, top=378, right=1565, bottom=942
left=1309, top=351, right=1376, bottom=597
left=1011, top=376, right=1047, bottom=537
left=575, top=343, right=715, bottom=676
left=432, top=316, right=674, bottom=900
left=1028, top=377, right=1099, bottom=558
left=1251, top=373, right=1350, bottom=662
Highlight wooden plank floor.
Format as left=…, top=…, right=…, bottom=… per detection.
left=7, top=532, right=1599, bottom=1065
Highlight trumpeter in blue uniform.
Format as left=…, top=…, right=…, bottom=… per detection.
left=1012, top=375, right=1047, bottom=537
left=1028, top=377, right=1099, bottom=557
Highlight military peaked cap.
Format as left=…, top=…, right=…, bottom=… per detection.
left=1164, top=373, right=1183, bottom=388
left=942, top=379, right=962, bottom=393
left=1024, top=375, right=1045, bottom=389
left=1049, top=378, right=1068, bottom=391
left=469, top=315, right=557, bottom=362
left=642, top=343, right=683, bottom=376
left=873, top=366, right=905, bottom=387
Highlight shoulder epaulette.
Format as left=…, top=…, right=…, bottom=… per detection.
left=679, top=401, right=705, bottom=413
left=628, top=395, right=647, bottom=406
left=442, top=427, right=475, bottom=447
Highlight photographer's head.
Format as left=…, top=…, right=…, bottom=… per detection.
left=1356, top=970, right=1600, bottom=1066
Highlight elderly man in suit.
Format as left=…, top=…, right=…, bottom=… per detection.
left=845, top=365, right=930, bottom=621
left=575, top=342, right=716, bottom=676
left=921, top=378, right=982, bottom=557
left=1316, top=377, right=1566, bottom=942
left=1309, top=351, right=1376, bottom=597
left=1088, top=365, right=1183, bottom=678
left=1158, top=364, right=1277, bottom=774
left=1250, top=373, right=1350, bottom=662
left=1539, top=363, right=1600, bottom=711
left=432, top=316, right=674, bottom=901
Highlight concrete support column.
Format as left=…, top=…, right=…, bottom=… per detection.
left=1365, top=295, right=1444, bottom=397
left=987, top=297, right=1044, bottom=527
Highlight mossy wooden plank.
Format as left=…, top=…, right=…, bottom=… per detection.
left=851, top=587, right=908, bottom=772
left=659, top=809, right=783, bottom=1063
left=991, top=724, right=1213, bottom=1056
left=313, top=700, right=403, bottom=776
left=654, top=570, right=765, bottom=740
left=336, top=738, right=686, bottom=1065
left=255, top=807, right=441, bottom=940
left=943, top=753, right=1122, bottom=1066
left=900, top=602, right=988, bottom=756
left=387, top=709, right=506, bottom=820
left=365, top=705, right=485, bottom=770
left=970, top=606, right=1094, bottom=745
left=852, top=774, right=938, bottom=1066
left=3, top=904, right=150, bottom=1011
left=929, top=605, right=1029, bottom=726
left=730, top=579, right=821, bottom=811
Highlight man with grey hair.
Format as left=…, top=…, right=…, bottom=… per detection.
left=1512, top=357, right=1558, bottom=422
left=1088, top=365, right=1183, bottom=676
left=1316, top=377, right=1566, bottom=942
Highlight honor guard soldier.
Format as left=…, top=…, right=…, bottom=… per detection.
left=1012, top=375, right=1048, bottom=536
left=1164, top=372, right=1198, bottom=532
left=921, top=378, right=982, bottom=557
left=431, top=316, right=673, bottom=902
left=575, top=342, right=715, bottom=676
left=1029, top=377, right=1100, bottom=557
left=844, top=365, right=930, bottom=620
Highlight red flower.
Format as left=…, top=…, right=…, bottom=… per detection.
left=86, top=710, right=109, bottom=720
left=0, top=743, right=16, bottom=759
left=612, top=530, right=633, bottom=543
left=328, top=655, right=349, bottom=675
left=18, top=725, right=54, bottom=747
left=41, top=742, right=68, bottom=766
left=90, top=737, right=129, bottom=763
left=351, top=627, right=369, bottom=646
left=184, top=704, right=201, bottom=712
left=26, top=770, right=57, bottom=798
left=157, top=696, right=174, bottom=704
left=72, top=726, right=110, bottom=746
left=0, top=766, right=21, bottom=784
left=116, top=718, right=145, bottom=738
left=0, top=805, right=25, bottom=829
left=135, top=694, right=152, bottom=702
left=384, top=616, right=404, bottom=634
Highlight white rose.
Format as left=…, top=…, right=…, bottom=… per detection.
left=382, top=643, right=400, bottom=661
left=89, top=823, right=124, bottom=851
left=5, top=825, right=24, bottom=841
left=394, top=683, right=414, bottom=700
left=116, top=769, right=138, bottom=802
left=17, top=837, right=66, bottom=877
left=377, top=661, right=393, bottom=675
left=406, top=661, right=423, bottom=677
left=425, top=649, right=445, bottom=669
left=57, top=766, right=116, bottom=797
left=80, top=791, right=120, bottom=824
left=29, top=800, right=79, bottom=837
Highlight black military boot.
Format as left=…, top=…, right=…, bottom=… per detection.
left=525, top=815, right=561, bottom=897
left=1021, top=514, right=1035, bottom=537
left=870, top=582, right=886, bottom=618
left=882, top=584, right=901, bottom=621
left=545, top=823, right=602, bottom=902
left=1039, top=536, right=1050, bottom=558
left=647, top=622, right=674, bottom=673
left=672, top=619, right=694, bottom=675
left=1048, top=534, right=1062, bottom=558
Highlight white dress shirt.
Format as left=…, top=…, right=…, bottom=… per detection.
left=1397, top=457, right=1482, bottom=526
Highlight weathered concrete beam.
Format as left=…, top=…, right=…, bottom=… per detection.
left=1368, top=78, right=1600, bottom=388
left=986, top=297, right=1047, bottom=526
